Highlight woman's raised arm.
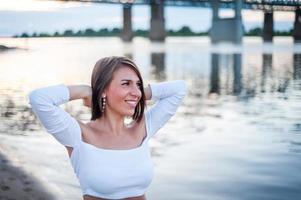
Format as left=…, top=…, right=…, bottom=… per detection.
left=144, top=80, right=187, bottom=137
left=28, top=84, right=91, bottom=147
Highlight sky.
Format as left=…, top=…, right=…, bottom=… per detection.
left=0, top=0, right=296, bottom=37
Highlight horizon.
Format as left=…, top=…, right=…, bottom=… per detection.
left=0, top=0, right=296, bottom=37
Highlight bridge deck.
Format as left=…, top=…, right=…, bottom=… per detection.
left=66, top=0, right=301, bottom=11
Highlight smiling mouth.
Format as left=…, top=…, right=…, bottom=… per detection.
left=125, top=100, right=138, bottom=107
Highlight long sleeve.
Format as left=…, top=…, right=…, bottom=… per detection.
left=145, top=80, right=187, bottom=137
left=28, top=84, right=81, bottom=147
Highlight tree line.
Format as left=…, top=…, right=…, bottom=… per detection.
left=14, top=26, right=292, bottom=38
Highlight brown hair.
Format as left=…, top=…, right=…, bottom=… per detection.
left=91, top=56, right=146, bottom=121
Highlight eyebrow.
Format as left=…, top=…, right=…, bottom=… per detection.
left=121, top=79, right=141, bottom=82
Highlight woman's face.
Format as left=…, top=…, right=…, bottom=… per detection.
left=105, top=66, right=142, bottom=117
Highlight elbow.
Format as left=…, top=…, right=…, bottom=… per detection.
left=28, top=90, right=38, bottom=106
left=28, top=89, right=44, bottom=106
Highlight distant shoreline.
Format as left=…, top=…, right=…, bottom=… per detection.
left=0, top=45, right=18, bottom=51
left=12, top=26, right=293, bottom=38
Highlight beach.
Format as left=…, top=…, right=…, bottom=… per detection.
left=0, top=132, right=82, bottom=200
left=0, top=152, right=55, bottom=200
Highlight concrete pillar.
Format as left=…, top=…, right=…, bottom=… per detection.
left=210, top=0, right=219, bottom=44
left=121, top=4, right=133, bottom=42
left=234, top=0, right=243, bottom=44
left=235, top=0, right=242, bottom=19
left=263, top=11, right=273, bottom=42
left=149, top=0, right=166, bottom=41
left=233, top=53, right=242, bottom=94
left=210, top=0, right=242, bottom=44
left=293, top=8, right=301, bottom=43
left=211, top=0, right=219, bottom=20
left=210, top=53, right=220, bottom=94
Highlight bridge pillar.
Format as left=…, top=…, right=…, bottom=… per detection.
left=121, top=4, right=133, bottom=42
left=262, top=11, right=273, bottom=42
left=149, top=0, right=166, bottom=41
left=293, top=8, right=301, bottom=43
left=234, top=0, right=243, bottom=44
left=211, top=0, right=219, bottom=20
left=210, top=0, right=243, bottom=44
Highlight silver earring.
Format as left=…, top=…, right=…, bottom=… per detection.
left=101, top=96, right=106, bottom=113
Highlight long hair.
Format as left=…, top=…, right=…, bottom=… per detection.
left=90, top=56, right=146, bottom=122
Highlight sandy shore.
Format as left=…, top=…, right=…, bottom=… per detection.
left=0, top=152, right=55, bottom=200
left=0, top=133, right=82, bottom=200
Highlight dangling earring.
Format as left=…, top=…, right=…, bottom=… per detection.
left=101, top=96, right=106, bottom=113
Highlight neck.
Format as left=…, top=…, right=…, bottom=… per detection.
left=100, top=109, right=126, bottom=136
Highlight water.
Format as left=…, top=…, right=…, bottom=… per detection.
left=0, top=36, right=301, bottom=200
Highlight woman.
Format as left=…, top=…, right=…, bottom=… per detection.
left=29, top=56, right=187, bottom=200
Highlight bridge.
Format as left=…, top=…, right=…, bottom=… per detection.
left=58, top=0, right=301, bottom=43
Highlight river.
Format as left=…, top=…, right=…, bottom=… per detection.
left=0, top=36, right=300, bottom=200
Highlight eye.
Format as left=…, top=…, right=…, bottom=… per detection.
left=122, top=82, right=129, bottom=86
left=136, top=82, right=142, bottom=87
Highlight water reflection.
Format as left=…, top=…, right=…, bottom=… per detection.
left=209, top=53, right=220, bottom=94
left=0, top=96, right=38, bottom=135
left=208, top=52, right=301, bottom=98
left=151, top=52, right=166, bottom=81
left=294, top=53, right=301, bottom=80
left=209, top=53, right=242, bottom=95
left=124, top=53, right=133, bottom=60
left=233, top=53, right=242, bottom=95
left=261, top=53, right=272, bottom=93
left=0, top=95, right=87, bottom=135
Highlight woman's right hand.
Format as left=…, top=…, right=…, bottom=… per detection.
left=82, top=95, right=92, bottom=108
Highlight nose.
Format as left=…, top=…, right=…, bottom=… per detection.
left=130, top=85, right=141, bottom=98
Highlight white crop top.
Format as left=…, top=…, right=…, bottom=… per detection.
left=28, top=80, right=187, bottom=199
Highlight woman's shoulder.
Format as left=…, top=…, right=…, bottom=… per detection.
left=130, top=116, right=147, bottom=139
left=128, top=115, right=146, bottom=130
left=73, top=119, right=94, bottom=141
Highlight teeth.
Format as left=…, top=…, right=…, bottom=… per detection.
left=126, top=100, right=137, bottom=106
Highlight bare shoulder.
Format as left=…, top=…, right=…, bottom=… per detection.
left=129, top=116, right=147, bottom=138
left=77, top=120, right=91, bottom=132
left=76, top=120, right=95, bottom=140
left=65, top=120, right=92, bottom=157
